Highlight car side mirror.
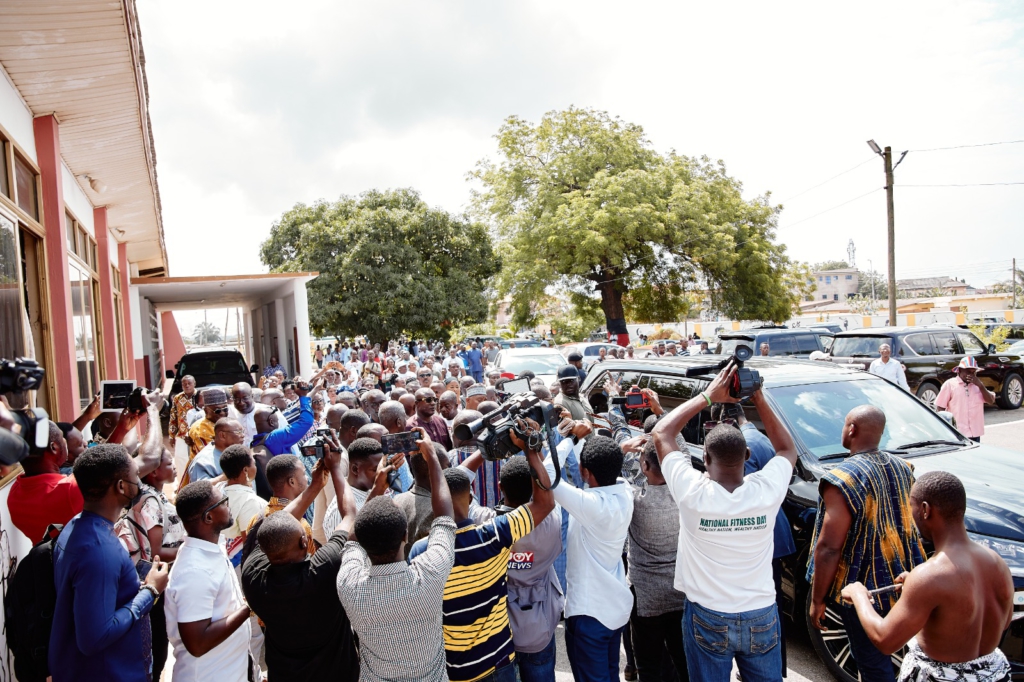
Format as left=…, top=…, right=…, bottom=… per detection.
left=165, top=370, right=174, bottom=379
left=250, top=364, right=259, bottom=374
left=937, top=410, right=956, bottom=428
left=987, top=343, right=997, bottom=354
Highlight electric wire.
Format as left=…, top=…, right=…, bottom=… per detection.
left=778, top=157, right=877, bottom=203
left=910, top=139, right=1024, bottom=153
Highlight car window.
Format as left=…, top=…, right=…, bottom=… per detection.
left=830, top=336, right=893, bottom=358
left=718, top=338, right=758, bottom=355
left=903, top=333, right=933, bottom=356
left=931, top=332, right=957, bottom=354
left=644, top=374, right=698, bottom=410
left=585, top=369, right=642, bottom=414
left=497, top=353, right=565, bottom=375
left=794, top=334, right=820, bottom=354
left=584, top=346, right=600, bottom=355
left=767, top=378, right=964, bottom=458
left=956, top=332, right=986, bottom=355
left=767, top=335, right=797, bottom=356
left=179, top=354, right=247, bottom=376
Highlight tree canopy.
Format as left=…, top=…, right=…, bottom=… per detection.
left=471, top=107, right=800, bottom=340
left=260, top=189, right=498, bottom=341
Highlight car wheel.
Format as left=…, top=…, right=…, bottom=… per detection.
left=804, top=591, right=904, bottom=682
left=996, top=373, right=1023, bottom=410
left=916, top=381, right=940, bottom=406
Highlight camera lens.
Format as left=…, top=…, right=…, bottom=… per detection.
left=734, top=345, right=753, bottom=362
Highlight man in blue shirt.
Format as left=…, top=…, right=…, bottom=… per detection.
left=459, top=342, right=485, bottom=383
left=715, top=402, right=797, bottom=676
left=51, top=443, right=170, bottom=682
left=251, top=382, right=314, bottom=499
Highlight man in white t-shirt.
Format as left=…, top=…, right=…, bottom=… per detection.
left=868, top=343, right=909, bottom=391
left=651, top=364, right=798, bottom=682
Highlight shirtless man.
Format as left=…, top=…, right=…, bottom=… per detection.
left=841, top=471, right=1014, bottom=681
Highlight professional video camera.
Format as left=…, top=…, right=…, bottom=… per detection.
left=682, top=341, right=763, bottom=400
left=452, top=392, right=562, bottom=489
left=0, top=358, right=50, bottom=465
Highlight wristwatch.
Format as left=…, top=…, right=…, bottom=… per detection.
left=141, top=584, right=160, bottom=599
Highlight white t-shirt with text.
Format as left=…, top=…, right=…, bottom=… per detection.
left=662, top=451, right=791, bottom=614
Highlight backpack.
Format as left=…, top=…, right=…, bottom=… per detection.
left=5, top=524, right=63, bottom=682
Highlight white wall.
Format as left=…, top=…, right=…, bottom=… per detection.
left=0, top=476, right=36, bottom=674
left=0, top=62, right=36, bottom=161
left=61, top=161, right=94, bottom=235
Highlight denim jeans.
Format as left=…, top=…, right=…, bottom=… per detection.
left=839, top=604, right=896, bottom=682
left=682, top=599, right=782, bottom=682
left=517, top=635, right=557, bottom=682
left=565, top=615, right=624, bottom=682
left=474, top=656, right=518, bottom=682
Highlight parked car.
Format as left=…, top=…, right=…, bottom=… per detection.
left=497, top=337, right=544, bottom=349
left=460, top=335, right=505, bottom=347
left=559, top=342, right=622, bottom=368
left=580, top=356, right=1024, bottom=682
left=827, top=326, right=1024, bottom=409
left=490, top=347, right=566, bottom=386
left=716, top=328, right=834, bottom=358
left=166, top=347, right=258, bottom=396
left=1007, top=340, right=1024, bottom=356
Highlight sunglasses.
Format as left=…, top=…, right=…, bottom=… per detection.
left=212, top=407, right=229, bottom=415
left=417, top=396, right=437, bottom=403
left=202, top=496, right=230, bottom=517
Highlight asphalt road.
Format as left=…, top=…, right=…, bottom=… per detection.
left=552, top=406, right=1024, bottom=682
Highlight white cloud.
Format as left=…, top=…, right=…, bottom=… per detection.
left=140, top=0, right=1024, bottom=287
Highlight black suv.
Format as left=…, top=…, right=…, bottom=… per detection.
left=166, top=348, right=259, bottom=396
left=716, top=327, right=834, bottom=358
left=827, top=326, right=1024, bottom=410
left=581, top=357, right=1024, bottom=682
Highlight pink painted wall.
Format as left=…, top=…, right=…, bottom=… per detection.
left=160, top=311, right=187, bottom=378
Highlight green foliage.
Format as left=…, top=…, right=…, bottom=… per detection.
left=472, top=107, right=799, bottom=329
left=858, top=270, right=888, bottom=301
left=786, top=261, right=817, bottom=303
left=192, top=321, right=222, bottom=346
left=260, top=189, right=499, bottom=341
left=812, top=260, right=849, bottom=271
left=546, top=295, right=606, bottom=344
left=968, top=324, right=1012, bottom=351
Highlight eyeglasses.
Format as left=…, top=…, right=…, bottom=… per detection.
left=202, top=496, right=230, bottom=517
left=212, top=407, right=229, bottom=415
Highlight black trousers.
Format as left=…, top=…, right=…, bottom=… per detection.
left=151, top=594, right=168, bottom=679
left=629, top=588, right=688, bottom=682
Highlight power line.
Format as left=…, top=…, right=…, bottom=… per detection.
left=900, top=182, right=1024, bottom=187
left=910, top=139, right=1024, bottom=153
left=779, top=157, right=876, bottom=203
left=778, top=188, right=881, bottom=230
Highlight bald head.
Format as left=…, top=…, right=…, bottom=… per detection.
left=357, top=423, right=388, bottom=442
left=325, top=403, right=348, bottom=432
left=257, top=512, right=306, bottom=564
left=842, top=405, right=886, bottom=453
left=379, top=400, right=408, bottom=433
left=399, top=393, right=416, bottom=417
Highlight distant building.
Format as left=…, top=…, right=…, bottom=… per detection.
left=809, top=268, right=859, bottom=302
left=896, top=276, right=973, bottom=298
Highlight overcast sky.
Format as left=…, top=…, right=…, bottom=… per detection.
left=140, top=0, right=1023, bottom=297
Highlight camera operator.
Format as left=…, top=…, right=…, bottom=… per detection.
left=651, top=364, right=797, bottom=681
left=8, top=420, right=83, bottom=543
left=242, top=437, right=361, bottom=682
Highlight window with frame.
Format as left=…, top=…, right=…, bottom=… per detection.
left=903, top=333, right=934, bottom=356
left=931, top=332, right=957, bottom=355
left=14, top=153, right=38, bottom=221
left=956, top=332, right=986, bottom=355
left=66, top=210, right=101, bottom=408
left=0, top=135, right=9, bottom=198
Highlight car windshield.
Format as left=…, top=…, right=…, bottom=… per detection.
left=767, top=378, right=965, bottom=459
left=179, top=355, right=247, bottom=376
left=718, top=339, right=755, bottom=355
left=831, top=336, right=892, bottom=357
left=499, top=354, right=564, bottom=375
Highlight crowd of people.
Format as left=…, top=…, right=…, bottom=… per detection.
left=2, top=336, right=1015, bottom=682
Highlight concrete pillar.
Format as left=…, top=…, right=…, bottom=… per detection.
left=94, top=207, right=119, bottom=379
left=33, top=114, right=78, bottom=421
left=119, top=243, right=137, bottom=381
left=293, top=280, right=312, bottom=378
left=274, top=297, right=286, bottom=368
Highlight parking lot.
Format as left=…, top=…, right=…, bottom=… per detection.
left=552, top=407, right=1024, bottom=682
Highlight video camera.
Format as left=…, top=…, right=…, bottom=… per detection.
left=452, top=392, right=562, bottom=489
left=0, top=358, right=50, bottom=465
left=683, top=341, right=763, bottom=400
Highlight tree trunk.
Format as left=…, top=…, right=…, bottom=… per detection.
left=597, top=275, right=629, bottom=346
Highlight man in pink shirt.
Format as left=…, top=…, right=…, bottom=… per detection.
left=935, top=357, right=995, bottom=442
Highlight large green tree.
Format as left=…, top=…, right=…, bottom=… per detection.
left=471, top=107, right=799, bottom=342
left=260, top=189, right=498, bottom=341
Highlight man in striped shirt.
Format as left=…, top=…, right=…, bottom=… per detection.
left=410, top=434, right=554, bottom=682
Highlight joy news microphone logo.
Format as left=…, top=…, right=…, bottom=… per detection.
left=508, top=551, right=534, bottom=570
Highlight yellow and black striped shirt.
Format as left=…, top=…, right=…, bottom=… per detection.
left=442, top=506, right=534, bottom=682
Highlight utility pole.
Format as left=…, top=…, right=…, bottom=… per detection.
left=868, top=140, right=905, bottom=326
left=1014, top=258, right=1018, bottom=311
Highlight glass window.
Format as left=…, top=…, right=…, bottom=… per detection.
left=0, top=211, right=25, bottom=360
left=496, top=352, right=565, bottom=376
left=826, top=276, right=832, bottom=284
left=931, top=332, right=957, bottom=354
left=70, top=262, right=99, bottom=409
left=821, top=295, right=827, bottom=300
left=794, top=334, right=821, bottom=355
left=818, top=276, right=823, bottom=282
left=767, top=378, right=965, bottom=459
left=831, top=336, right=894, bottom=357
left=846, top=275, right=853, bottom=280
left=0, top=140, right=8, bottom=198
left=903, top=333, right=933, bottom=356
left=112, top=265, right=121, bottom=292
left=90, top=240, right=97, bottom=271
left=14, top=155, right=37, bottom=221
left=77, top=227, right=88, bottom=263
left=833, top=294, right=839, bottom=301
left=956, top=332, right=986, bottom=355
left=644, top=374, right=698, bottom=411
left=65, top=211, right=76, bottom=254
left=585, top=369, right=642, bottom=414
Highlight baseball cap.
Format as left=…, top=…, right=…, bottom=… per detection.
left=557, top=365, right=579, bottom=381
left=567, top=351, right=583, bottom=362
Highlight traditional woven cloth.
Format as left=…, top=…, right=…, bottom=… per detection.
left=899, top=639, right=1010, bottom=682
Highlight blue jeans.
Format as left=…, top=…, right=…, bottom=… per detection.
left=474, top=656, right=518, bottom=682
left=839, top=604, right=896, bottom=682
left=565, top=615, right=624, bottom=682
left=517, top=634, right=557, bottom=682
left=682, top=600, right=782, bottom=682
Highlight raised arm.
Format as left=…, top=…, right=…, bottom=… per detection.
left=73, top=392, right=102, bottom=433
left=651, top=364, right=737, bottom=463
left=414, top=427, right=452, bottom=520
left=135, top=391, right=166, bottom=477
left=750, top=389, right=798, bottom=467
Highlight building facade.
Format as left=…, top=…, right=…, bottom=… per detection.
left=810, top=267, right=859, bottom=302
